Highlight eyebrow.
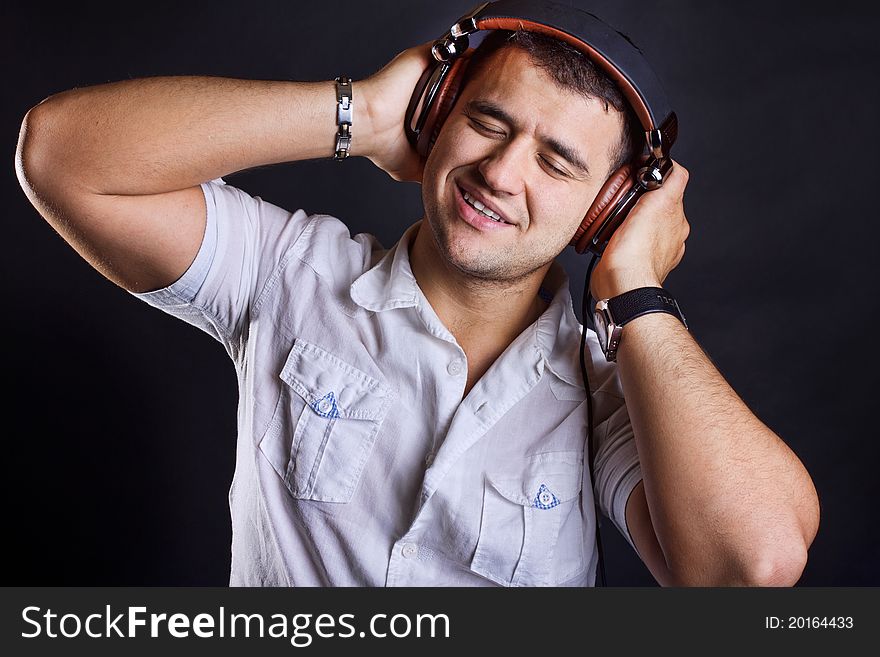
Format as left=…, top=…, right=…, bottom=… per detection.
left=465, top=99, right=592, bottom=178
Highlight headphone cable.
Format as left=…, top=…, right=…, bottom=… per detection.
left=579, top=252, right=606, bottom=587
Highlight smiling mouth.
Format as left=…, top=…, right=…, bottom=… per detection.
left=458, top=186, right=513, bottom=224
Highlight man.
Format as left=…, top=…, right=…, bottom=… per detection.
left=15, top=20, right=819, bottom=586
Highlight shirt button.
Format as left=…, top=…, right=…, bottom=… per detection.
left=401, top=543, right=418, bottom=559
left=447, top=359, right=463, bottom=375
left=539, top=491, right=553, bottom=506
left=316, top=398, right=333, bottom=414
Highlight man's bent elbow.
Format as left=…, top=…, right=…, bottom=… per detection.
left=16, top=102, right=56, bottom=196
left=745, top=544, right=809, bottom=587
left=668, top=542, right=809, bottom=587
left=735, top=476, right=819, bottom=587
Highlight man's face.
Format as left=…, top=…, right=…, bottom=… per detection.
left=421, top=46, right=626, bottom=282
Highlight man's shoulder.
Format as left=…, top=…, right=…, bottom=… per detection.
left=208, top=178, right=389, bottom=276
left=291, top=212, right=388, bottom=279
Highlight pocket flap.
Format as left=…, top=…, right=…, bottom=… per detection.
left=280, top=339, right=392, bottom=421
left=486, top=451, right=583, bottom=508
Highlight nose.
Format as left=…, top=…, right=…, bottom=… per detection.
left=477, top=138, right=527, bottom=196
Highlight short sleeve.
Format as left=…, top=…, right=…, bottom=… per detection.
left=130, top=178, right=312, bottom=359
left=581, top=328, right=643, bottom=555
left=593, top=401, right=643, bottom=555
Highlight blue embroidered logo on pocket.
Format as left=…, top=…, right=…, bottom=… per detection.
left=312, top=391, right=340, bottom=419
left=533, top=483, right=560, bottom=509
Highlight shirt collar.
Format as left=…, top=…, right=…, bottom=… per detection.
left=350, top=221, right=421, bottom=313
left=350, top=220, right=585, bottom=387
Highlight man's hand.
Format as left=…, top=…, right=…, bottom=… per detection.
left=356, top=41, right=435, bottom=183
left=589, top=160, right=691, bottom=300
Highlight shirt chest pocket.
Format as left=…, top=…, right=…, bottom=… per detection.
left=470, top=452, right=586, bottom=586
left=258, top=338, right=394, bottom=504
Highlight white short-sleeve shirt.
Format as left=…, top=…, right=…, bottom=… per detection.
left=132, top=178, right=644, bottom=586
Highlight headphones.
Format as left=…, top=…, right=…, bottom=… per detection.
left=404, top=0, right=678, bottom=256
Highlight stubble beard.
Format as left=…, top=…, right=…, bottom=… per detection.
left=425, top=201, right=552, bottom=287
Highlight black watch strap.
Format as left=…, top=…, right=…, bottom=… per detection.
left=608, top=286, right=688, bottom=329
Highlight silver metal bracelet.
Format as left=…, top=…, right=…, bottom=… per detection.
left=334, top=76, right=352, bottom=160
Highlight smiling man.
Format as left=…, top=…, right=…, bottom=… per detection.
left=16, top=12, right=819, bottom=586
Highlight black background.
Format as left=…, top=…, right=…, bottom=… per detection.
left=3, top=1, right=878, bottom=585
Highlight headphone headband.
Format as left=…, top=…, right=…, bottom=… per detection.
left=431, top=0, right=678, bottom=157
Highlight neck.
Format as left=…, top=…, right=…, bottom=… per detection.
left=409, top=221, right=551, bottom=353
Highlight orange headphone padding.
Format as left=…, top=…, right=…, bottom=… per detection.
left=570, top=162, right=634, bottom=251
left=416, top=54, right=473, bottom=158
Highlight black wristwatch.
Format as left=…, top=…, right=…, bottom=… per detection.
left=593, top=286, right=688, bottom=362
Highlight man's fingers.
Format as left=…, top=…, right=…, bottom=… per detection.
left=667, top=160, right=689, bottom=195
left=674, top=241, right=686, bottom=268
left=407, top=40, right=436, bottom=68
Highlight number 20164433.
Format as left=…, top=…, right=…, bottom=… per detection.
left=764, top=616, right=854, bottom=630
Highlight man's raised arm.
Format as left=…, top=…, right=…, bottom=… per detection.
left=592, top=163, right=821, bottom=586
left=14, top=44, right=431, bottom=293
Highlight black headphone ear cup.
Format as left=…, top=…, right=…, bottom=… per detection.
left=571, top=163, right=634, bottom=253
left=417, top=54, right=473, bottom=157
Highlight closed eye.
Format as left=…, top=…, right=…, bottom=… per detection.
left=466, top=115, right=504, bottom=137
left=539, top=155, right=569, bottom=178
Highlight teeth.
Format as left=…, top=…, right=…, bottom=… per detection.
left=463, top=190, right=506, bottom=223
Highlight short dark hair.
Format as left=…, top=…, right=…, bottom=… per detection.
left=457, top=29, right=644, bottom=179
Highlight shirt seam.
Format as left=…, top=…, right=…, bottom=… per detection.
left=162, top=283, right=236, bottom=347
left=251, top=214, right=317, bottom=317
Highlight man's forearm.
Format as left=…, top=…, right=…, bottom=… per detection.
left=615, top=311, right=820, bottom=585
left=21, top=75, right=367, bottom=196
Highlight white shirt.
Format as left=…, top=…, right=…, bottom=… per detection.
left=133, top=178, right=644, bottom=586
